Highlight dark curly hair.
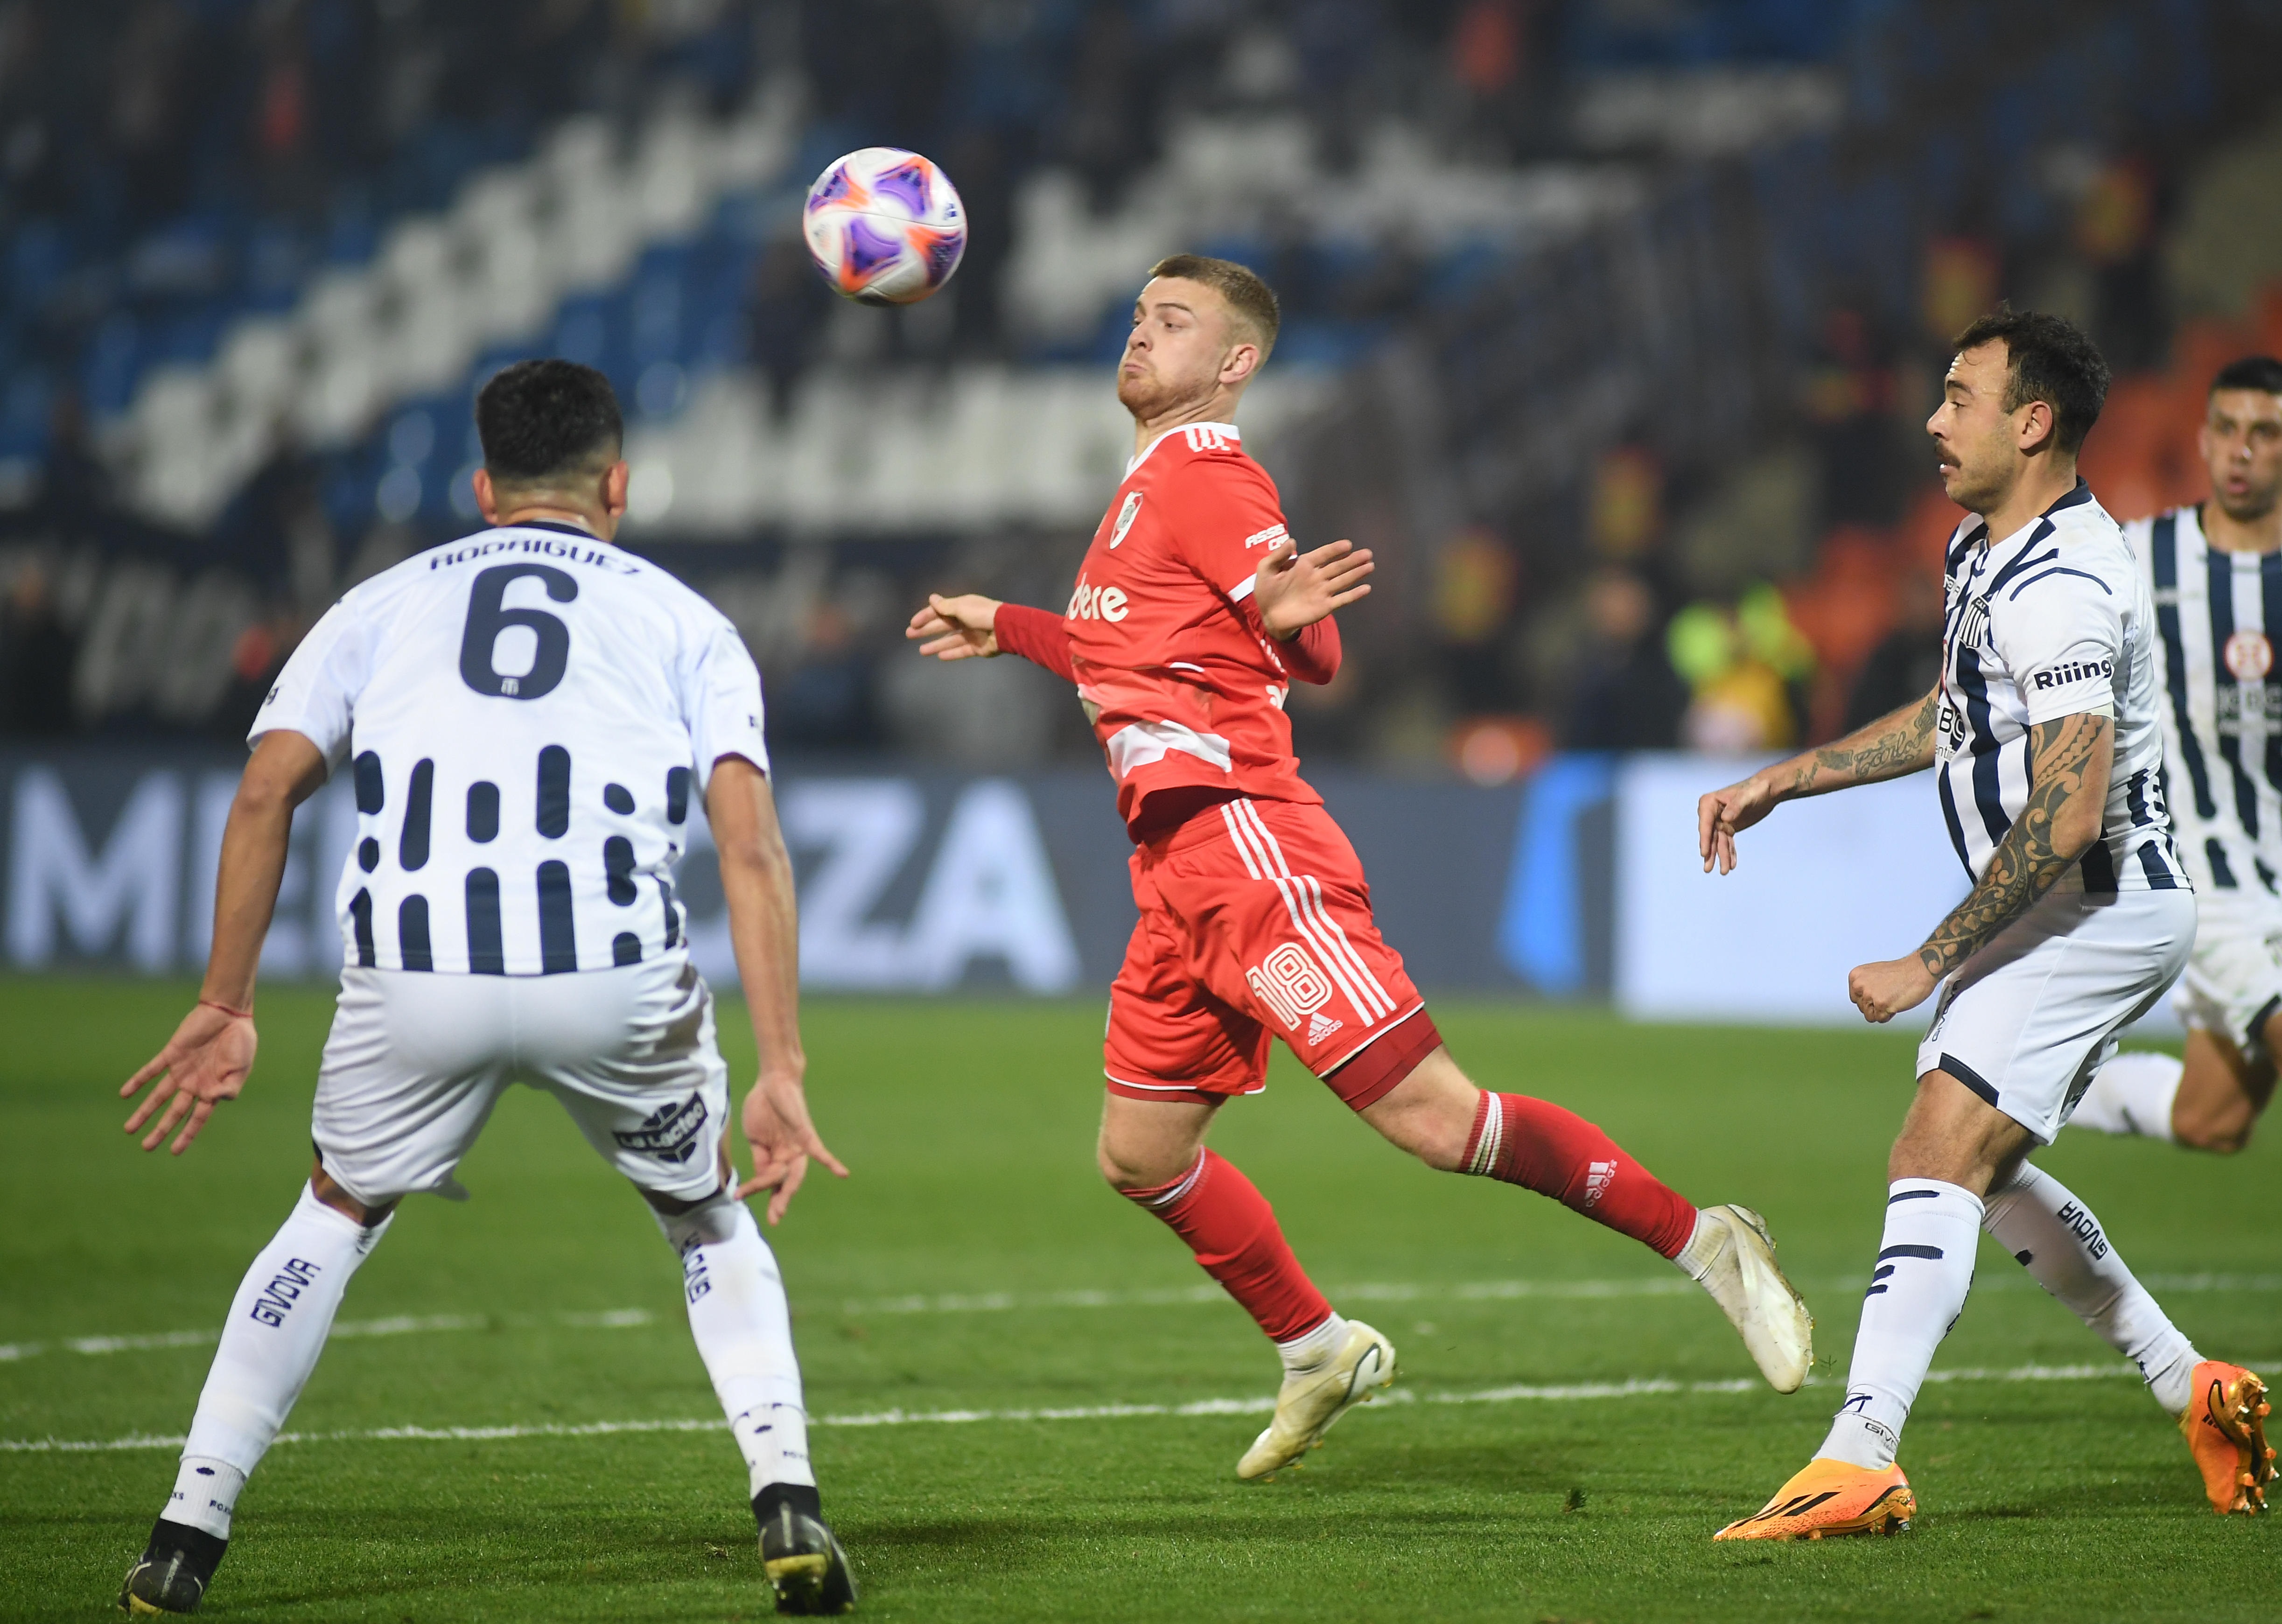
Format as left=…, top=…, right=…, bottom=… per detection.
left=1952, top=305, right=2110, bottom=454
left=475, top=359, right=623, bottom=486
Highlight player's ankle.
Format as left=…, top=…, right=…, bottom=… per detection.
left=753, top=1481, right=822, bottom=1527
left=1276, top=1311, right=1349, bottom=1375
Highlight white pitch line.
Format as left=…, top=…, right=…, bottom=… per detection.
left=9, top=1271, right=2276, bottom=1363
left=5, top=1357, right=2227, bottom=1455
left=0, top=1308, right=654, bottom=1364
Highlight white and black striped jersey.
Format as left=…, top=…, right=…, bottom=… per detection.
left=2125, top=504, right=2282, bottom=896
left=254, top=521, right=767, bottom=975
left=1934, top=480, right=2184, bottom=893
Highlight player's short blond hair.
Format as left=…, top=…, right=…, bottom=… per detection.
left=1149, top=254, right=1280, bottom=363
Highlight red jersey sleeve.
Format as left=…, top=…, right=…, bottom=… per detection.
left=1238, top=596, right=1341, bottom=683
left=1164, top=455, right=1293, bottom=605
left=993, top=602, right=1076, bottom=683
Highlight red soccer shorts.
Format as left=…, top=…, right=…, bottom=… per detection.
left=1104, top=795, right=1431, bottom=1110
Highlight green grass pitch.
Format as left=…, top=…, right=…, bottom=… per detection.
left=2, top=978, right=2275, bottom=1622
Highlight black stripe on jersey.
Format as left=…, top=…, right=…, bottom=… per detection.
left=1953, top=646, right=2011, bottom=845
left=537, top=746, right=571, bottom=838
left=613, top=932, right=642, bottom=966
left=2135, top=842, right=2182, bottom=889
left=399, top=759, right=434, bottom=870
left=2152, top=514, right=2218, bottom=819
left=2207, top=836, right=2240, bottom=888
left=666, top=766, right=691, bottom=824
left=2125, top=769, right=2152, bottom=825
left=2006, top=565, right=2112, bottom=600
left=604, top=836, right=637, bottom=904
left=604, top=782, right=634, bottom=815
left=655, top=875, right=680, bottom=948
left=1946, top=520, right=1988, bottom=572
left=1986, top=535, right=2058, bottom=595
left=538, top=860, right=577, bottom=973
left=2259, top=856, right=2280, bottom=894
left=357, top=837, right=378, bottom=873
left=1937, top=763, right=1975, bottom=878
left=467, top=781, right=499, bottom=842
left=349, top=888, right=374, bottom=966
left=2205, top=548, right=2261, bottom=838
left=399, top=896, right=432, bottom=971
left=2262, top=552, right=2282, bottom=792
left=354, top=751, right=384, bottom=813
left=2079, top=837, right=2118, bottom=896
left=467, top=869, right=504, bottom=974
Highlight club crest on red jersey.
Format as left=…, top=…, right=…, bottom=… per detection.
left=1109, top=491, right=1144, bottom=548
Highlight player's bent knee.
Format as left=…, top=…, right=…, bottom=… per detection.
left=645, top=1182, right=746, bottom=1250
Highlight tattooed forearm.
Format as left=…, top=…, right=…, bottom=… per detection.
left=1784, top=690, right=1940, bottom=799
left=1917, top=710, right=2112, bottom=980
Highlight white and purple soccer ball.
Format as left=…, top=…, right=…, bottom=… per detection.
left=800, top=147, right=966, bottom=306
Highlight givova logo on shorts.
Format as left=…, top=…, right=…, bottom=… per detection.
left=1248, top=942, right=1337, bottom=1034
left=613, top=1095, right=708, bottom=1163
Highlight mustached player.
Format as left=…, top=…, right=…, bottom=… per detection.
left=2072, top=357, right=2282, bottom=1153
left=906, top=254, right=1813, bottom=1480
left=1700, top=310, right=2272, bottom=1540
left=115, top=362, right=857, bottom=1616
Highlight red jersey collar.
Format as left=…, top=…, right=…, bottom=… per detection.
left=1126, top=420, right=1243, bottom=479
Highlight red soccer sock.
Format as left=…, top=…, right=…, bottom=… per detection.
left=1120, top=1149, right=1332, bottom=1344
left=1462, top=1092, right=1697, bottom=1259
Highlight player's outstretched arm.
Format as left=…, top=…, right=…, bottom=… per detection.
left=709, top=755, right=849, bottom=1224
left=1253, top=538, right=1373, bottom=639
left=121, top=729, right=329, bottom=1155
left=1697, top=687, right=1940, bottom=874
left=906, top=593, right=1004, bottom=660
left=1850, top=708, right=2113, bottom=1022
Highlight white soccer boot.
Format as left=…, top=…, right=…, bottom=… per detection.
left=1236, top=1320, right=1397, bottom=1480
left=1683, top=1204, right=1813, bottom=1393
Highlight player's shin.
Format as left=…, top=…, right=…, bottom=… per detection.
left=1819, top=1181, right=1984, bottom=1470
left=168, top=1181, right=393, bottom=1540
left=653, top=1189, right=816, bottom=1513
left=1457, top=1091, right=1696, bottom=1258
left=1119, top=1149, right=1335, bottom=1348
left=1982, top=1162, right=2199, bottom=1414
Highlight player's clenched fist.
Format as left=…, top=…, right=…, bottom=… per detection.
left=906, top=593, right=1004, bottom=660
left=1848, top=956, right=1937, bottom=1024
left=1697, top=770, right=1786, bottom=875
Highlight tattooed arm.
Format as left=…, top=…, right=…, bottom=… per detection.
left=1696, top=688, right=1940, bottom=875
left=1848, top=709, right=2114, bottom=1022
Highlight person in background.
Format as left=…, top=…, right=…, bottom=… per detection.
left=1845, top=568, right=1946, bottom=734
left=0, top=561, right=78, bottom=736
left=1566, top=566, right=1687, bottom=750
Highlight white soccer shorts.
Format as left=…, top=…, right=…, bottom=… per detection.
left=1916, top=888, right=2194, bottom=1144
left=312, top=954, right=731, bottom=1207
left=2171, top=889, right=2282, bottom=1058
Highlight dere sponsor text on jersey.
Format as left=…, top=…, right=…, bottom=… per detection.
left=255, top=521, right=767, bottom=975
left=1064, top=422, right=1320, bottom=831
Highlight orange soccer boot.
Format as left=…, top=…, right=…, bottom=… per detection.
left=1713, top=1457, right=1917, bottom=1540
left=2178, top=1360, right=2275, bottom=1515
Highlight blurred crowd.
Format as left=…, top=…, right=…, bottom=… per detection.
left=2, top=0, right=2281, bottom=772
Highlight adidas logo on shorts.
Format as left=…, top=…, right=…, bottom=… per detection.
left=1307, top=1009, right=1342, bottom=1045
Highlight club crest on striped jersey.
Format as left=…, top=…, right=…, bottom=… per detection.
left=2225, top=630, right=2273, bottom=681
left=1108, top=491, right=1144, bottom=549
left=1954, top=592, right=1992, bottom=650
left=1247, top=941, right=1334, bottom=1032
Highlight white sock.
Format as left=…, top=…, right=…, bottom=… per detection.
left=1818, top=1180, right=1984, bottom=1470
left=171, top=1182, right=391, bottom=1536
left=1276, top=1312, right=1350, bottom=1376
left=1673, top=1210, right=1722, bottom=1281
left=655, top=1190, right=812, bottom=1498
left=2070, top=1051, right=2182, bottom=1141
left=1982, top=1162, right=2201, bottom=1415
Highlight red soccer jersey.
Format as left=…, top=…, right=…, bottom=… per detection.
left=1055, top=420, right=1327, bottom=833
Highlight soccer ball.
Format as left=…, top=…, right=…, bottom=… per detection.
left=801, top=147, right=966, bottom=306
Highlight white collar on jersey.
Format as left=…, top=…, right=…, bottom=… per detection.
left=1126, top=420, right=1241, bottom=479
